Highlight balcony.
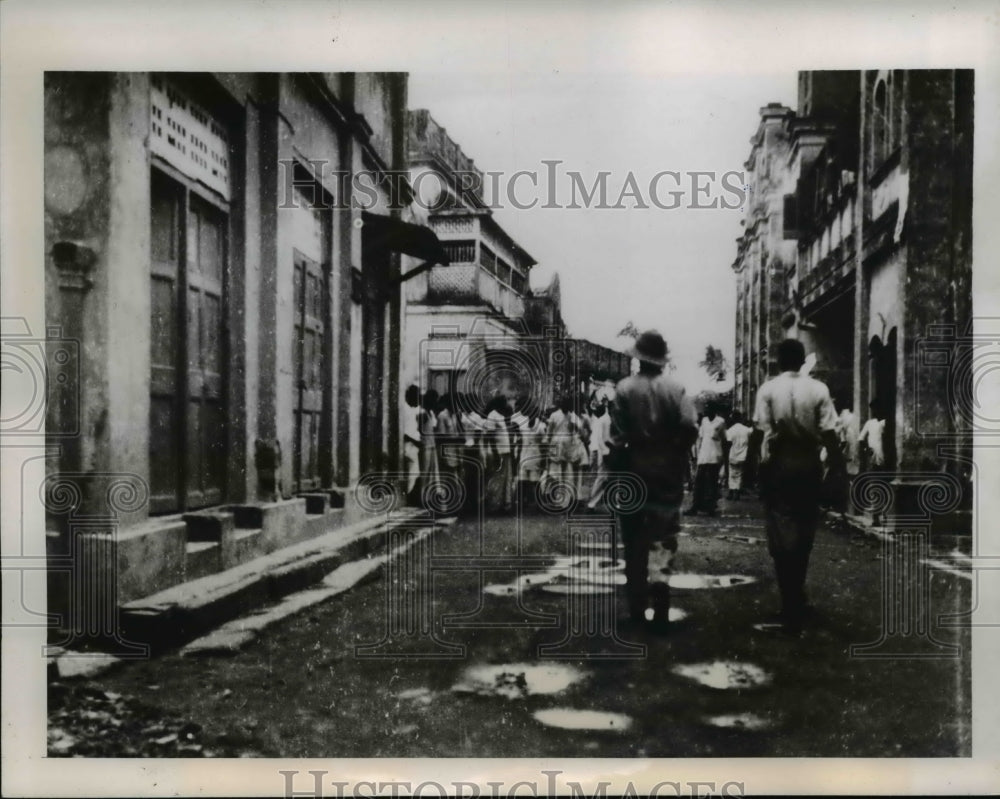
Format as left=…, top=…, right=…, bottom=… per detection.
left=440, top=239, right=476, bottom=264
left=427, top=264, right=480, bottom=303
left=425, top=264, right=525, bottom=320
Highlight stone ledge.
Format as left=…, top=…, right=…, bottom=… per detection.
left=119, top=507, right=429, bottom=649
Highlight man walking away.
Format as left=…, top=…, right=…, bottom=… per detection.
left=725, top=410, right=752, bottom=501
left=859, top=399, right=886, bottom=472
left=688, top=401, right=726, bottom=515
left=610, top=330, right=698, bottom=634
left=753, top=339, right=842, bottom=635
left=585, top=399, right=613, bottom=511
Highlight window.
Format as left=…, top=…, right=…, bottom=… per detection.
left=479, top=243, right=498, bottom=276
left=872, top=77, right=890, bottom=170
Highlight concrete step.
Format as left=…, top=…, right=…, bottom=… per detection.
left=119, top=508, right=432, bottom=651
left=185, top=540, right=221, bottom=582
left=224, top=527, right=263, bottom=569
left=298, top=492, right=329, bottom=515
left=180, top=523, right=446, bottom=657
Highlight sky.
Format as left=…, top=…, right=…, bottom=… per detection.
left=409, top=71, right=797, bottom=390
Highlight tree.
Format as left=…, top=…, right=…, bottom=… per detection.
left=699, top=345, right=729, bottom=383
left=617, top=320, right=641, bottom=339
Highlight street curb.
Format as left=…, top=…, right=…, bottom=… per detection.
left=180, top=521, right=452, bottom=657
left=49, top=509, right=445, bottom=678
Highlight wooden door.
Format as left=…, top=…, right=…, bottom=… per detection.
left=149, top=173, right=183, bottom=513
left=293, top=251, right=326, bottom=491
left=185, top=196, right=227, bottom=508
left=149, top=170, right=228, bottom=513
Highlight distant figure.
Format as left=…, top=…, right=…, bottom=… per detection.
left=459, top=395, right=486, bottom=514
left=725, top=410, right=752, bottom=501
left=417, top=389, right=440, bottom=505
left=517, top=411, right=547, bottom=510
left=403, top=385, right=421, bottom=504
left=546, top=396, right=588, bottom=503
left=838, top=403, right=860, bottom=478
left=435, top=393, right=462, bottom=488
left=753, top=338, right=843, bottom=635
left=859, top=399, right=886, bottom=471
left=485, top=396, right=514, bottom=514
left=585, top=399, right=613, bottom=511
left=858, top=398, right=887, bottom=526
left=610, top=330, right=698, bottom=633
left=688, top=401, right=726, bottom=516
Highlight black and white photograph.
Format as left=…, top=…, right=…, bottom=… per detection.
left=2, top=2, right=999, bottom=796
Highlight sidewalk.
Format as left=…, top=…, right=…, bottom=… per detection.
left=49, top=508, right=453, bottom=679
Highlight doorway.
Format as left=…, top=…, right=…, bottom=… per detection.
left=149, top=168, right=228, bottom=513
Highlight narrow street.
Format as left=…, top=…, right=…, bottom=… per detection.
left=48, top=487, right=971, bottom=759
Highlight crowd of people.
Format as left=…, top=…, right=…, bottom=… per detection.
left=402, top=333, right=888, bottom=638
left=401, top=386, right=617, bottom=516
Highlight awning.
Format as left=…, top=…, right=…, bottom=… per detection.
left=361, top=211, right=450, bottom=266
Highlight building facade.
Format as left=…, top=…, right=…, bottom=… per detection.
left=734, top=70, right=973, bottom=529
left=43, top=72, right=445, bottom=638
left=403, top=110, right=539, bottom=408
left=732, top=103, right=796, bottom=415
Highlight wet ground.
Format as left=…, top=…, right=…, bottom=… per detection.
left=49, top=489, right=971, bottom=758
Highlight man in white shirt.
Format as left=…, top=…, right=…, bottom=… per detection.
left=858, top=400, right=886, bottom=469
left=753, top=339, right=843, bottom=635
left=838, top=405, right=860, bottom=476
left=688, top=401, right=726, bottom=515
left=725, top=411, right=752, bottom=500
left=585, top=400, right=613, bottom=510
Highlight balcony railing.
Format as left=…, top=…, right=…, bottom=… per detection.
left=425, top=264, right=525, bottom=319
left=441, top=239, right=476, bottom=264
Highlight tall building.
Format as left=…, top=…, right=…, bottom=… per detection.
left=734, top=70, right=973, bottom=529
left=43, top=72, right=446, bottom=640
left=403, top=109, right=538, bottom=406
left=732, top=103, right=796, bottom=415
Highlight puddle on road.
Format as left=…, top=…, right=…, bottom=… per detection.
left=484, top=557, right=625, bottom=597
left=668, top=574, right=757, bottom=589
left=673, top=661, right=772, bottom=690
left=542, top=583, right=614, bottom=595
left=718, top=535, right=765, bottom=545
left=704, top=713, right=772, bottom=731
left=488, top=564, right=754, bottom=595
left=452, top=663, right=584, bottom=700
left=533, top=708, right=632, bottom=732
left=644, top=607, right=689, bottom=622
left=396, top=687, right=434, bottom=705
